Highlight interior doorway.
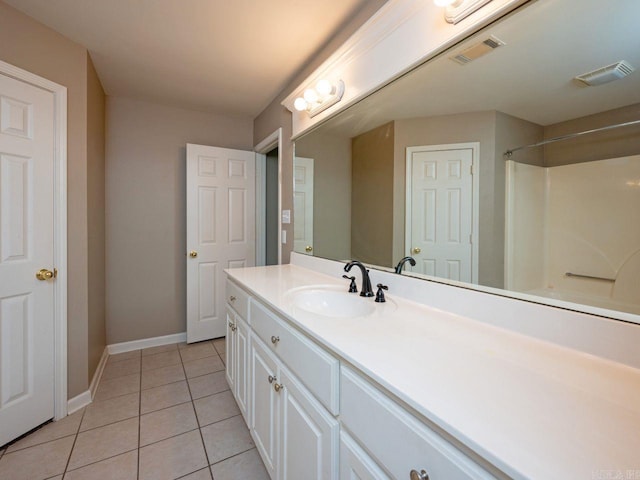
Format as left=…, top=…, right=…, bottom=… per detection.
left=265, top=148, right=279, bottom=265
left=255, top=129, right=283, bottom=266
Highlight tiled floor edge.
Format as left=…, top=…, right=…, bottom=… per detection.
left=108, top=333, right=187, bottom=355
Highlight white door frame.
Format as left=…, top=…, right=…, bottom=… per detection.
left=405, top=142, right=479, bottom=284
left=0, top=60, right=68, bottom=420
left=254, top=128, right=283, bottom=265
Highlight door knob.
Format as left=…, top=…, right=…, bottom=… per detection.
left=36, top=269, right=56, bottom=281
left=189, top=250, right=198, bottom=258
left=274, top=383, right=284, bottom=393
left=305, top=245, right=313, bottom=252
left=412, top=247, right=421, bottom=254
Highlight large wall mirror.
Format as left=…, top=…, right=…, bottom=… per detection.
left=293, top=0, right=640, bottom=322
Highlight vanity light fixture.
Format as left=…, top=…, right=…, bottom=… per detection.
left=434, top=0, right=463, bottom=7
left=293, top=79, right=345, bottom=117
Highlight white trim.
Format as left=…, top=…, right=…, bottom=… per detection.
left=255, top=153, right=266, bottom=266
left=254, top=129, right=283, bottom=265
left=67, top=391, right=91, bottom=415
left=0, top=60, right=68, bottom=421
left=405, top=142, right=480, bottom=284
left=89, top=347, right=109, bottom=399
left=107, top=332, right=187, bottom=355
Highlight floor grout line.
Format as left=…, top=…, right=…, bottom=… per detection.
left=63, top=447, right=139, bottom=476
left=61, top=405, right=88, bottom=476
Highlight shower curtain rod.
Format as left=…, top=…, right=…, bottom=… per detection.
left=503, top=119, right=640, bottom=158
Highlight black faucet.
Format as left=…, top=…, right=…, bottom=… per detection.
left=394, top=256, right=416, bottom=274
left=344, top=261, right=374, bottom=297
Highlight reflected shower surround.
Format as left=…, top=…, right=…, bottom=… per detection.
left=506, top=155, right=640, bottom=315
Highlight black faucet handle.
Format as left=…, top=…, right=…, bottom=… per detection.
left=342, top=275, right=358, bottom=293
left=375, top=284, right=388, bottom=303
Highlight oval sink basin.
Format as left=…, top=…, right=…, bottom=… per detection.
left=289, top=288, right=376, bottom=318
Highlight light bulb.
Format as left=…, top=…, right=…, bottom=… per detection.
left=303, top=88, right=319, bottom=104
left=316, top=79, right=333, bottom=97
left=293, top=97, right=308, bottom=111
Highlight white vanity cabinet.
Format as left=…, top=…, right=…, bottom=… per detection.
left=250, top=327, right=340, bottom=480
left=225, top=282, right=250, bottom=422
left=340, top=367, right=501, bottom=480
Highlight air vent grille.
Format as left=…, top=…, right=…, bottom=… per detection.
left=450, top=35, right=505, bottom=65
left=575, top=61, right=635, bottom=86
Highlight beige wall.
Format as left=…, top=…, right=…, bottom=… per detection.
left=105, top=96, right=253, bottom=344
left=351, top=123, right=395, bottom=265
left=0, top=2, right=102, bottom=398
left=295, top=132, right=352, bottom=261
left=86, top=54, right=107, bottom=383
left=544, top=103, right=640, bottom=166
left=253, top=0, right=388, bottom=264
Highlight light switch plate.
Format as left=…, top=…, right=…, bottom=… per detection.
left=281, top=230, right=287, bottom=244
left=282, top=210, right=291, bottom=224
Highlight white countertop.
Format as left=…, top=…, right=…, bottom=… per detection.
left=226, top=264, right=640, bottom=480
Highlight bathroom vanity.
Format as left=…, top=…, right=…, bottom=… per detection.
left=225, top=255, right=640, bottom=480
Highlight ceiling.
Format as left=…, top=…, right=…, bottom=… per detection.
left=4, top=0, right=375, bottom=117
left=316, top=0, right=640, bottom=137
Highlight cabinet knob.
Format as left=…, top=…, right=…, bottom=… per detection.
left=270, top=335, right=280, bottom=345
left=228, top=321, right=234, bottom=328
left=231, top=325, right=237, bottom=332
left=274, top=383, right=284, bottom=393
left=268, top=375, right=276, bottom=384
left=410, top=469, right=429, bottom=480
left=229, top=295, right=236, bottom=302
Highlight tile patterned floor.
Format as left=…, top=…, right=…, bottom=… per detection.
left=0, top=339, right=269, bottom=480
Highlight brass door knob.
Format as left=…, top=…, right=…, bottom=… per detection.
left=305, top=245, right=313, bottom=252
left=412, top=247, right=421, bottom=254
left=189, top=250, right=198, bottom=258
left=36, top=269, right=56, bottom=281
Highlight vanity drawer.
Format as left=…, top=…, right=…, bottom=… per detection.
left=340, top=367, right=497, bottom=480
left=251, top=298, right=339, bottom=415
left=226, top=280, right=249, bottom=320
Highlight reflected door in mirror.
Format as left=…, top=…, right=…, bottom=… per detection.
left=294, top=157, right=314, bottom=255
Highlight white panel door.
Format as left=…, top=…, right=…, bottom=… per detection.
left=293, top=157, right=313, bottom=255
left=0, top=73, right=56, bottom=445
left=408, top=147, right=474, bottom=282
left=186, top=144, right=255, bottom=343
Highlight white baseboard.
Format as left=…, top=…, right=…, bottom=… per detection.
left=67, top=390, right=91, bottom=415
left=90, top=347, right=109, bottom=399
left=66, top=346, right=109, bottom=415
left=107, top=332, right=187, bottom=355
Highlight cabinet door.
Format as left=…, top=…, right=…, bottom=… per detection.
left=340, top=431, right=391, bottom=480
left=279, top=366, right=339, bottom=480
left=225, top=309, right=236, bottom=393
left=251, top=336, right=279, bottom=480
left=235, top=314, right=250, bottom=424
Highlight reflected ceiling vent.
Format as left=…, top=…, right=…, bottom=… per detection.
left=450, top=35, right=505, bottom=65
left=575, top=61, right=635, bottom=86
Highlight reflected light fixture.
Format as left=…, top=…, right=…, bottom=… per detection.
left=293, top=79, right=345, bottom=117
left=435, top=0, right=494, bottom=24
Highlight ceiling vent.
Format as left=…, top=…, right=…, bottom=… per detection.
left=450, top=35, right=505, bottom=65
left=575, top=61, right=635, bottom=86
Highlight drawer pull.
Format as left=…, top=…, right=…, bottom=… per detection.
left=229, top=295, right=236, bottom=302
left=410, top=470, right=429, bottom=480
left=274, top=383, right=284, bottom=393
left=268, top=375, right=276, bottom=384
left=270, top=335, right=280, bottom=345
